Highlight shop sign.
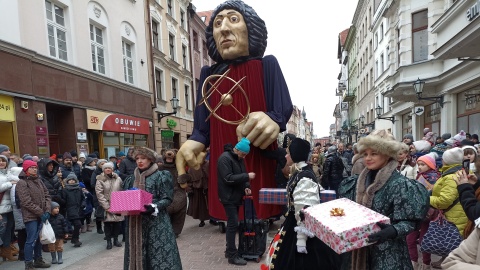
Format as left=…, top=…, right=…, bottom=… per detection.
left=86, top=109, right=150, bottom=135
left=38, top=146, right=48, bottom=155
left=36, top=137, right=48, bottom=146
left=161, top=130, right=174, bottom=138
left=36, top=126, right=47, bottom=135
left=467, top=0, right=480, bottom=21
left=0, top=95, right=14, bottom=122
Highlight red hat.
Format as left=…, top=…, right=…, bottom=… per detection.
left=22, top=160, right=37, bottom=172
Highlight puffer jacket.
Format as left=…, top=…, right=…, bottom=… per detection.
left=321, top=152, right=344, bottom=188
left=95, top=172, right=124, bottom=222
left=38, top=158, right=62, bottom=202
left=49, top=213, right=68, bottom=238
left=61, top=179, right=85, bottom=220
left=430, top=164, right=468, bottom=236
left=0, top=169, right=13, bottom=214
left=16, top=172, right=51, bottom=223
left=217, top=144, right=250, bottom=205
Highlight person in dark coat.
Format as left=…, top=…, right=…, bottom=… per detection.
left=217, top=138, right=254, bottom=266
left=80, top=157, right=96, bottom=192
left=60, top=173, right=84, bottom=247
left=38, top=158, right=62, bottom=204
left=186, top=160, right=210, bottom=227
left=59, top=152, right=81, bottom=180
left=48, top=201, right=68, bottom=264
left=321, top=145, right=345, bottom=192
left=262, top=133, right=297, bottom=189
left=118, top=148, right=137, bottom=180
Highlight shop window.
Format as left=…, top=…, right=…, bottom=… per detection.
left=134, top=134, right=147, bottom=146
left=101, top=132, right=148, bottom=159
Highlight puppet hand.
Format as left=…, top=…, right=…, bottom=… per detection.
left=236, top=111, right=280, bottom=149
left=296, top=245, right=307, bottom=254
left=176, top=140, right=206, bottom=174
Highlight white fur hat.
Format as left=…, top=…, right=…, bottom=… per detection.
left=412, top=140, right=432, bottom=153
left=442, top=147, right=464, bottom=165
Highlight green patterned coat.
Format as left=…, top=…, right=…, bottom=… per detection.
left=123, top=170, right=182, bottom=270
left=338, top=160, right=429, bottom=270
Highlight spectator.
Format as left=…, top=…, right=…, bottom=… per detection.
left=0, top=144, right=17, bottom=169
left=472, top=134, right=479, bottom=144
left=397, top=143, right=417, bottom=180
left=321, top=146, right=344, bottom=192
left=37, top=158, right=62, bottom=205
left=351, top=143, right=365, bottom=175
left=403, top=134, right=415, bottom=146
left=78, top=153, right=86, bottom=165
left=47, top=201, right=67, bottom=265
left=9, top=167, right=25, bottom=261
left=59, top=152, right=80, bottom=180
left=80, top=157, right=96, bottom=192
left=79, top=182, right=93, bottom=233
left=60, top=173, right=84, bottom=248
left=118, top=148, right=136, bottom=180
left=91, top=159, right=107, bottom=234
left=0, top=155, right=17, bottom=261
left=186, top=160, right=210, bottom=227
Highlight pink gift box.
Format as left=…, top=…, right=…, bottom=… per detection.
left=304, top=198, right=390, bottom=254
left=259, top=188, right=287, bottom=205
left=109, top=190, right=153, bottom=215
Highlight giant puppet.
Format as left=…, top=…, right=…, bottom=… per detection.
left=176, top=0, right=293, bottom=222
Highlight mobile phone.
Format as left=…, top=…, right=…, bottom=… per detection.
left=463, top=159, right=470, bottom=174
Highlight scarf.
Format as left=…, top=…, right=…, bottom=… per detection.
left=128, top=163, right=158, bottom=270
left=463, top=187, right=480, bottom=239
left=351, top=159, right=397, bottom=270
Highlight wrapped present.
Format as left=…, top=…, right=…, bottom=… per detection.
left=109, top=190, right=153, bottom=215
left=304, top=198, right=390, bottom=254
left=259, top=188, right=287, bottom=205
left=320, top=190, right=336, bottom=203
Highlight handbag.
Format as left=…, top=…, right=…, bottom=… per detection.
left=420, top=211, right=463, bottom=256
left=40, top=220, right=56, bottom=245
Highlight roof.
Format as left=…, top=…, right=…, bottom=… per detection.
left=197, top=10, right=213, bottom=25
left=339, top=28, right=349, bottom=47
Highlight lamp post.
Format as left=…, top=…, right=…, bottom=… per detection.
left=359, top=115, right=365, bottom=127
left=157, top=97, right=179, bottom=123
left=375, top=105, right=395, bottom=123
left=413, top=78, right=444, bottom=107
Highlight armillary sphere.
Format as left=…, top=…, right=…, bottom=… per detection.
left=197, top=69, right=250, bottom=125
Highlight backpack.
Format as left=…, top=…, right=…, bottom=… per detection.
left=338, top=154, right=352, bottom=177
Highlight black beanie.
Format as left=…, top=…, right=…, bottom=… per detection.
left=288, top=138, right=310, bottom=163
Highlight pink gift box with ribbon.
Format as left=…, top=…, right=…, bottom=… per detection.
left=303, top=198, right=390, bottom=254
left=109, top=190, right=153, bottom=215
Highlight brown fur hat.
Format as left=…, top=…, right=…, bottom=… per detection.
left=357, top=129, right=401, bottom=159
left=133, top=147, right=158, bottom=163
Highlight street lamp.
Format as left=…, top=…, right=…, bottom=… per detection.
left=375, top=105, right=395, bottom=123
left=359, top=115, right=365, bottom=126
left=157, top=97, right=179, bottom=123
left=413, top=78, right=444, bottom=107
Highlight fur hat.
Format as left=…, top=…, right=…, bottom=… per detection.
left=51, top=201, right=60, bottom=210
left=441, top=133, right=452, bottom=140
left=442, top=147, right=464, bottom=165
left=22, top=160, right=37, bottom=172
left=235, top=138, right=251, bottom=154
left=62, top=152, right=72, bottom=160
left=133, top=147, right=158, bottom=163
left=288, top=138, right=311, bottom=163
left=412, top=140, right=432, bottom=153
left=102, top=162, right=114, bottom=171
left=417, top=153, right=438, bottom=170
left=357, top=129, right=401, bottom=159
left=422, top=132, right=435, bottom=144
left=0, top=144, right=9, bottom=154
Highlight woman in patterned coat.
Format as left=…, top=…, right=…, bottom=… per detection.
left=338, top=129, right=429, bottom=270
left=122, top=147, right=181, bottom=270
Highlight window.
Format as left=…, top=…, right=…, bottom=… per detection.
left=167, top=0, right=173, bottom=16
left=380, top=23, right=384, bottom=41
left=192, top=31, right=198, bottom=50
left=155, top=69, right=163, bottom=100
left=202, top=40, right=208, bottom=57
left=380, top=53, right=384, bottom=73
left=172, top=77, right=178, bottom=98
left=45, top=0, right=68, bottom=61
left=374, top=33, right=378, bottom=48
left=122, top=41, right=134, bottom=84
left=152, top=21, right=159, bottom=49
left=369, top=40, right=372, bottom=56
left=180, top=10, right=185, bottom=29
left=90, top=24, right=105, bottom=74
left=169, top=33, right=175, bottom=60
left=182, top=45, right=187, bottom=68
left=366, top=48, right=368, bottom=63
left=184, top=84, right=190, bottom=110
left=386, top=46, right=390, bottom=66
left=375, top=60, right=378, bottom=78
left=412, top=10, right=428, bottom=62
left=397, top=27, right=401, bottom=67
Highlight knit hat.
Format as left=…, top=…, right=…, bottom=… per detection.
left=462, top=145, right=478, bottom=155
left=70, top=150, right=77, bottom=157
left=327, top=146, right=337, bottom=153
left=235, top=138, right=250, bottom=154
left=453, top=130, right=467, bottom=142
left=417, top=153, right=438, bottom=170
left=22, top=154, right=33, bottom=161
left=79, top=152, right=86, bottom=159
left=97, top=159, right=107, bottom=168
left=358, top=129, right=401, bottom=159
left=88, top=153, right=98, bottom=158
left=422, top=132, right=436, bottom=144
left=79, top=182, right=86, bottom=188
left=423, top=128, right=430, bottom=135
left=51, top=201, right=60, bottom=210
left=403, top=134, right=414, bottom=142
left=117, top=151, right=126, bottom=157
left=85, top=157, right=95, bottom=166
left=288, top=138, right=311, bottom=163
left=441, top=133, right=452, bottom=140
left=62, top=152, right=72, bottom=160
left=0, top=155, right=7, bottom=163
left=65, top=172, right=78, bottom=181
left=0, top=144, right=9, bottom=154
left=22, top=160, right=37, bottom=172
left=442, top=148, right=465, bottom=165
left=102, top=162, right=114, bottom=171
left=412, top=140, right=432, bottom=153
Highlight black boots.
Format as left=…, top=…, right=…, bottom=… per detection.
left=106, top=239, right=113, bottom=250
left=71, top=239, right=82, bottom=247
left=113, top=237, right=122, bottom=247
left=33, top=257, right=51, bottom=268
left=96, top=220, right=104, bottom=234
left=50, top=252, right=57, bottom=264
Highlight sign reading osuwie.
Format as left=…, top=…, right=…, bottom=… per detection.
left=86, top=109, right=150, bottom=135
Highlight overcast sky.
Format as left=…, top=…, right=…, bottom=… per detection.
left=191, top=0, right=358, bottom=137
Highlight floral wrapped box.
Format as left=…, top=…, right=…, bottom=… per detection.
left=320, top=190, right=336, bottom=203
left=109, top=189, right=153, bottom=215
left=304, top=198, right=390, bottom=254
left=259, top=188, right=287, bottom=205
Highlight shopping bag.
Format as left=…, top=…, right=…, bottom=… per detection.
left=420, top=211, right=462, bottom=256
left=40, top=220, right=56, bottom=244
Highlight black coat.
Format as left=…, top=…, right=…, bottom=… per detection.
left=38, top=158, right=63, bottom=203
left=49, top=213, right=68, bottom=238
left=61, top=185, right=85, bottom=220
left=321, top=153, right=344, bottom=189
left=217, top=144, right=250, bottom=205
left=81, top=166, right=95, bottom=192
left=118, top=156, right=137, bottom=180
left=59, top=163, right=82, bottom=180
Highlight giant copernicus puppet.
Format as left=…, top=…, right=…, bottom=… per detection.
left=176, top=0, right=293, bottom=221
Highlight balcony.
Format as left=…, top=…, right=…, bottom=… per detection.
left=343, top=88, right=356, bottom=102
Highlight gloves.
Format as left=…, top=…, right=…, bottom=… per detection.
left=142, top=204, right=156, bottom=216
left=367, top=222, right=397, bottom=244
left=41, top=212, right=50, bottom=223
left=297, top=245, right=308, bottom=254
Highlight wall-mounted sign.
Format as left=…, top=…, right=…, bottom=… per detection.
left=0, top=95, right=14, bottom=122
left=161, top=130, right=174, bottom=138
left=36, top=126, right=48, bottom=135
left=36, top=137, right=48, bottom=146
left=77, top=143, right=88, bottom=156
left=86, top=110, right=150, bottom=135
left=38, top=146, right=48, bottom=155
left=77, top=132, right=87, bottom=142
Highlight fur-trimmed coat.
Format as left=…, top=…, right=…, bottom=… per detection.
left=95, top=172, right=124, bottom=223
left=338, top=160, right=429, bottom=270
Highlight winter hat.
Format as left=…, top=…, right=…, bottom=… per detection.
left=22, top=160, right=37, bottom=172
left=102, top=162, right=114, bottom=171
left=22, top=154, right=33, bottom=161
left=327, top=146, right=337, bottom=154
left=70, top=150, right=78, bottom=157
left=79, top=182, right=86, bottom=189
left=441, top=133, right=452, bottom=140
left=282, top=133, right=297, bottom=148
left=51, top=201, right=60, bottom=210
left=417, top=153, right=438, bottom=170
left=117, top=151, right=126, bottom=158
left=0, top=144, right=9, bottom=154
left=412, top=140, right=432, bottom=153
left=473, top=134, right=479, bottom=141
left=97, top=159, right=107, bottom=168
left=79, top=152, right=86, bottom=159
left=85, top=157, right=95, bottom=166
left=460, top=139, right=475, bottom=146
left=358, top=129, right=401, bottom=159
left=288, top=138, right=311, bottom=163
left=403, top=134, right=414, bottom=141
left=0, top=155, right=7, bottom=163
left=453, top=130, right=467, bottom=142
left=235, top=138, right=251, bottom=154
left=462, top=145, right=478, bottom=155
left=442, top=148, right=465, bottom=165
left=423, top=128, right=430, bottom=135
left=65, top=172, right=78, bottom=181
left=88, top=153, right=98, bottom=158
left=133, top=147, right=159, bottom=163
left=62, top=152, right=72, bottom=160
left=422, top=132, right=436, bottom=144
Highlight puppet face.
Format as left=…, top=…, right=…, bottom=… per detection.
left=213, top=9, right=249, bottom=60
